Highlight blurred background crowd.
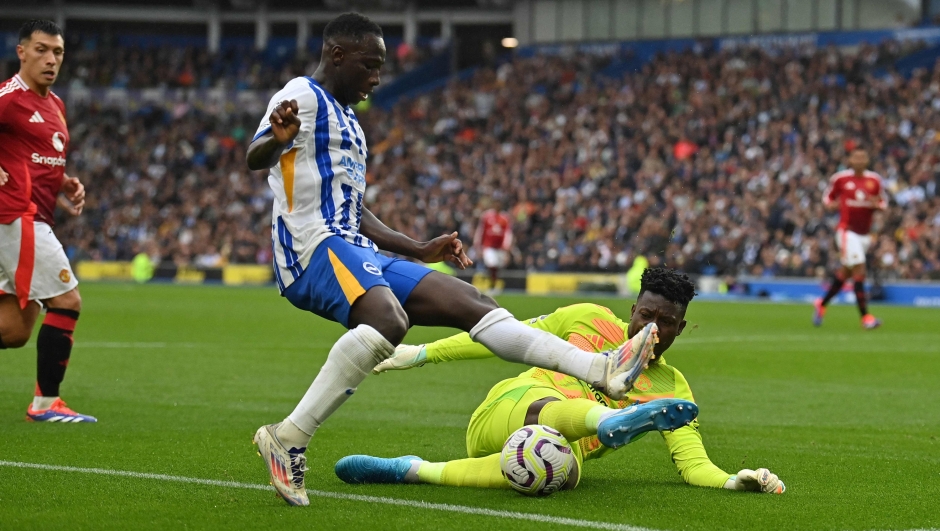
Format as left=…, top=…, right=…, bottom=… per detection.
left=54, top=35, right=435, bottom=90
left=54, top=39, right=940, bottom=280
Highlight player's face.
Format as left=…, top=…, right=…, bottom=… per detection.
left=335, top=34, right=385, bottom=105
left=628, top=292, right=687, bottom=357
left=17, top=32, right=64, bottom=88
left=849, top=150, right=869, bottom=172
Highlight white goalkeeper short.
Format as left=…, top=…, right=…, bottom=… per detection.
left=0, top=217, right=78, bottom=307
left=836, top=229, right=872, bottom=268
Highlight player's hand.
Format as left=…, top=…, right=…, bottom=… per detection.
left=372, top=344, right=427, bottom=374
left=0, top=164, right=8, bottom=186
left=57, top=195, right=82, bottom=216
left=726, top=468, right=785, bottom=494
left=61, top=176, right=85, bottom=214
left=270, top=99, right=301, bottom=146
left=418, top=232, right=473, bottom=270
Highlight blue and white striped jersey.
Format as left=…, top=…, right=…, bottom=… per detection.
left=254, top=76, right=374, bottom=292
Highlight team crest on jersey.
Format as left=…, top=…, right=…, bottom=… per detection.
left=59, top=269, right=71, bottom=283
left=51, top=132, right=66, bottom=152
left=362, top=262, right=381, bottom=275
left=57, top=110, right=67, bottom=126
left=633, top=374, right=653, bottom=392
left=865, top=180, right=877, bottom=192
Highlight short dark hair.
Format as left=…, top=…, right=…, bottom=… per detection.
left=19, top=20, right=63, bottom=43
left=323, top=12, right=383, bottom=42
left=639, top=267, right=697, bottom=308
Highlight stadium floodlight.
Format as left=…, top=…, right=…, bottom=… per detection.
left=501, top=37, right=518, bottom=48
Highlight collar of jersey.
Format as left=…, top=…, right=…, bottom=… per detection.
left=305, top=77, right=349, bottom=111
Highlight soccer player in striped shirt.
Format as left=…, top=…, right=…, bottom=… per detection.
left=337, top=268, right=785, bottom=495
left=246, top=13, right=657, bottom=506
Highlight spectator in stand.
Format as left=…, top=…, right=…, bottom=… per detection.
left=50, top=39, right=940, bottom=282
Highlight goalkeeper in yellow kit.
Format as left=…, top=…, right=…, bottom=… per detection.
left=335, top=268, right=785, bottom=494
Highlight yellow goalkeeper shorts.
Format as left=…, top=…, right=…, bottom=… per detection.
left=465, top=376, right=584, bottom=470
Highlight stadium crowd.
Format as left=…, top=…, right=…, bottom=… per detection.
left=56, top=39, right=940, bottom=280
left=53, top=37, right=434, bottom=90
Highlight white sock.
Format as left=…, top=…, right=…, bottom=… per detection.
left=33, top=396, right=57, bottom=410
left=274, top=418, right=311, bottom=451
left=469, top=308, right=607, bottom=384
left=279, top=325, right=394, bottom=449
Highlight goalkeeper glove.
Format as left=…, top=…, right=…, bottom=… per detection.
left=373, top=344, right=427, bottom=374
left=724, top=468, right=785, bottom=494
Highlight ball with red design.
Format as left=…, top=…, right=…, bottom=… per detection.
left=499, top=424, right=575, bottom=496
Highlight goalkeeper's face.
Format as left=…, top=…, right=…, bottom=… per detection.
left=628, top=292, right=687, bottom=357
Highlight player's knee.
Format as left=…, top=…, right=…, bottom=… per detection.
left=361, top=301, right=409, bottom=345
left=477, top=290, right=498, bottom=308
left=375, top=306, right=409, bottom=345
left=47, top=289, right=82, bottom=313
left=449, top=284, right=498, bottom=330
left=1, top=328, right=31, bottom=348
left=462, top=282, right=497, bottom=308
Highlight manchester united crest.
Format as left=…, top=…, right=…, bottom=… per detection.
left=633, top=374, right=653, bottom=392
left=59, top=269, right=71, bottom=283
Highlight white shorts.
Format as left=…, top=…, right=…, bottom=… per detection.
left=0, top=218, right=78, bottom=307
left=482, top=247, right=508, bottom=269
left=836, top=229, right=872, bottom=267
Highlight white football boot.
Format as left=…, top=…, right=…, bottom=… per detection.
left=598, top=322, right=659, bottom=400
left=253, top=423, right=310, bottom=506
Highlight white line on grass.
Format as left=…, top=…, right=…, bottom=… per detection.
left=0, top=460, right=656, bottom=531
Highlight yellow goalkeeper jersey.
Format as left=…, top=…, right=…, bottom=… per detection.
left=425, top=303, right=733, bottom=488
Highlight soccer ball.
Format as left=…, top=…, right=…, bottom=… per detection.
left=499, top=425, right=575, bottom=496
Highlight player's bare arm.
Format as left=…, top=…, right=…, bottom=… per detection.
left=246, top=99, right=300, bottom=170
left=359, top=207, right=473, bottom=269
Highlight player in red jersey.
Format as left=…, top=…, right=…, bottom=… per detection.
left=814, top=148, right=886, bottom=330
left=0, top=20, right=95, bottom=422
left=473, top=204, right=512, bottom=294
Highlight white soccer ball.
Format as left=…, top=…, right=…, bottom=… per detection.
left=499, top=424, right=575, bottom=497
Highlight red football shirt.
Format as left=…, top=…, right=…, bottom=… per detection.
left=476, top=209, right=512, bottom=249
left=0, top=74, right=69, bottom=226
left=823, top=169, right=886, bottom=235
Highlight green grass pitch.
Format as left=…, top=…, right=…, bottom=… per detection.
left=0, top=283, right=937, bottom=530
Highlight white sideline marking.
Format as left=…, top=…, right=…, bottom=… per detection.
left=0, top=460, right=656, bottom=531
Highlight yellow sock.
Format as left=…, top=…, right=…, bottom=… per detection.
left=416, top=462, right=446, bottom=484
left=538, top=399, right=610, bottom=441
left=418, top=454, right=508, bottom=489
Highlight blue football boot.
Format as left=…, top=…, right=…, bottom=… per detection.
left=597, top=398, right=698, bottom=449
